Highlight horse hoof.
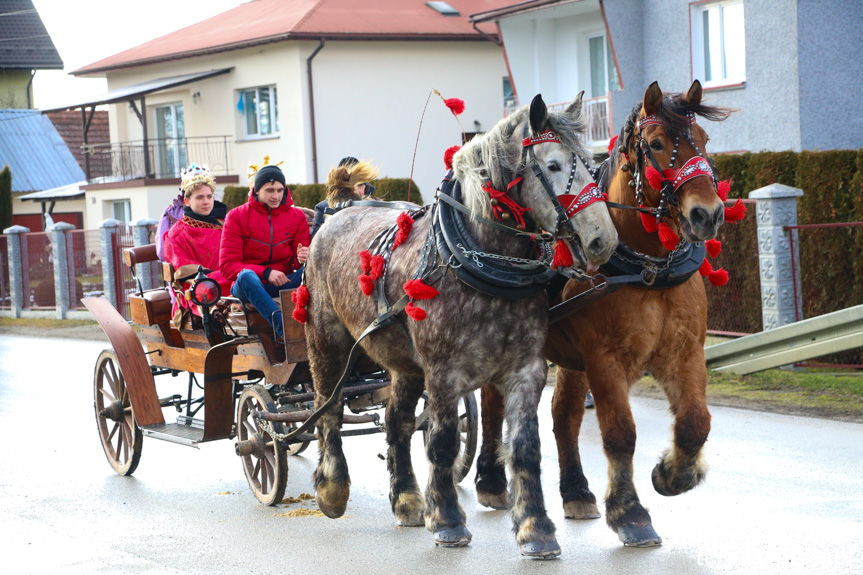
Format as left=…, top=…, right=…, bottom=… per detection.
left=434, top=525, right=472, bottom=547
left=396, top=510, right=425, bottom=527
left=315, top=490, right=348, bottom=519
left=520, top=539, right=562, bottom=559
left=563, top=500, right=601, bottom=520
left=617, top=524, right=662, bottom=547
left=477, top=490, right=509, bottom=510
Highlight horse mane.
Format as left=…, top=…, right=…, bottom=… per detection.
left=598, top=91, right=733, bottom=190
left=453, top=104, right=590, bottom=217
left=326, top=160, right=379, bottom=204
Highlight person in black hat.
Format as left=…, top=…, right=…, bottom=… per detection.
left=310, top=156, right=376, bottom=240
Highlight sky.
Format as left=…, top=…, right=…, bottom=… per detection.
left=31, top=0, right=247, bottom=110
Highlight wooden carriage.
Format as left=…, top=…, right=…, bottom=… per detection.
left=86, top=244, right=478, bottom=505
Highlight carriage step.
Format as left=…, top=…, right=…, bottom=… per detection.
left=142, top=422, right=205, bottom=447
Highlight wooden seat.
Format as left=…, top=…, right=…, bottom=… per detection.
left=129, top=288, right=172, bottom=326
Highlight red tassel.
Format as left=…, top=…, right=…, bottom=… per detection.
left=359, top=274, right=374, bottom=296
left=404, top=301, right=427, bottom=321
left=640, top=209, right=658, bottom=233
left=724, top=198, right=746, bottom=222
left=359, top=250, right=372, bottom=274
left=394, top=212, right=414, bottom=247
left=706, top=238, right=722, bottom=258
left=369, top=255, right=385, bottom=280
left=608, top=135, right=618, bottom=156
left=657, top=222, right=679, bottom=250
left=708, top=267, right=729, bottom=286
left=717, top=179, right=731, bottom=201
left=645, top=166, right=665, bottom=190
left=552, top=240, right=574, bottom=269
left=291, top=306, right=307, bottom=324
left=290, top=284, right=309, bottom=307
left=699, top=259, right=713, bottom=276
left=404, top=279, right=439, bottom=300
left=444, top=98, right=465, bottom=116
left=444, top=145, right=461, bottom=170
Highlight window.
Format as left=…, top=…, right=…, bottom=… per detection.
left=112, top=200, right=131, bottom=223
left=237, top=86, right=279, bottom=138
left=154, top=103, right=186, bottom=177
left=503, top=77, right=516, bottom=113
left=588, top=34, right=621, bottom=98
left=692, top=0, right=746, bottom=87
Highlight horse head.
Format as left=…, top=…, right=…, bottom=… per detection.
left=623, top=81, right=731, bottom=244
left=454, top=93, right=617, bottom=274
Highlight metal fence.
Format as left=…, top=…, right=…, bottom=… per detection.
left=87, top=136, right=232, bottom=183
left=0, top=235, right=9, bottom=310
left=705, top=199, right=761, bottom=336
left=68, top=229, right=104, bottom=309
left=112, top=225, right=161, bottom=320
left=22, top=232, right=55, bottom=309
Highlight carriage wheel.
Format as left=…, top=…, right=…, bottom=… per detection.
left=94, top=349, right=143, bottom=476
left=283, top=424, right=311, bottom=456
left=236, top=385, right=288, bottom=506
left=421, top=391, right=478, bottom=484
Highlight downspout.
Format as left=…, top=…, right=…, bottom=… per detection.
left=306, top=39, right=325, bottom=183
left=26, top=70, right=35, bottom=108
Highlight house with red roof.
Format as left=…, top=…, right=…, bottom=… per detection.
left=44, top=0, right=525, bottom=228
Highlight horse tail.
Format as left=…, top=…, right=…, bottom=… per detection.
left=326, top=160, right=379, bottom=204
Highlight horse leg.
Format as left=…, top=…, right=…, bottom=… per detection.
left=552, top=367, right=600, bottom=519
left=504, top=360, right=560, bottom=558
left=474, top=384, right=509, bottom=509
left=386, top=373, right=426, bottom=526
left=590, top=363, right=662, bottom=547
left=649, top=358, right=711, bottom=496
left=423, top=381, right=471, bottom=547
left=307, top=318, right=353, bottom=519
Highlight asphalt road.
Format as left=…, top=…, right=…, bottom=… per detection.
left=1, top=334, right=861, bottom=574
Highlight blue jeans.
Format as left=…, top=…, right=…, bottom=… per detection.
left=231, top=268, right=304, bottom=337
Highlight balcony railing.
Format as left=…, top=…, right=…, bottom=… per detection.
left=85, top=136, right=233, bottom=183
left=548, top=95, right=611, bottom=146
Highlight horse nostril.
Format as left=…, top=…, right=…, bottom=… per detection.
left=713, top=203, right=725, bottom=227
left=689, top=206, right=709, bottom=230
left=588, top=237, right=606, bottom=256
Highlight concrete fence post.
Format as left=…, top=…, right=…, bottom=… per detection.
left=50, top=222, right=76, bottom=319
left=99, top=219, right=121, bottom=309
left=3, top=225, right=30, bottom=318
left=130, top=218, right=158, bottom=291
left=750, top=183, right=804, bottom=331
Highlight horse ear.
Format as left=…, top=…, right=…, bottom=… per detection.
left=684, top=80, right=703, bottom=105
left=563, top=91, right=584, bottom=119
left=529, top=94, right=548, bottom=134
left=642, top=81, right=662, bottom=116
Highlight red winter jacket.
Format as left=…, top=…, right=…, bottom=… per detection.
left=219, top=191, right=310, bottom=285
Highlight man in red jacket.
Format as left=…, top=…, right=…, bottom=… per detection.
left=220, top=164, right=310, bottom=338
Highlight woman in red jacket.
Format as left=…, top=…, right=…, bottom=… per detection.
left=220, top=164, right=310, bottom=338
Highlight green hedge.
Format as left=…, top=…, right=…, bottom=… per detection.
left=288, top=183, right=328, bottom=209
left=222, top=185, right=248, bottom=211
left=711, top=149, right=863, bottom=363
left=287, top=178, right=422, bottom=209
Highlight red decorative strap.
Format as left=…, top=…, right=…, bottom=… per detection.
left=671, top=156, right=713, bottom=192
left=557, top=183, right=607, bottom=218
left=482, top=179, right=531, bottom=228
left=522, top=130, right=561, bottom=147
left=638, top=112, right=696, bottom=130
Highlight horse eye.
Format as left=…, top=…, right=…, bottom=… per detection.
left=650, top=140, right=663, bottom=151
left=547, top=161, right=561, bottom=172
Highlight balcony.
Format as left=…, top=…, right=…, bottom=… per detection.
left=547, top=95, right=611, bottom=150
left=84, top=136, right=233, bottom=183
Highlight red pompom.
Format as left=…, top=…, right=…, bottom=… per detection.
left=404, top=279, right=439, bottom=300
left=405, top=301, right=427, bottom=321
left=290, top=284, right=310, bottom=307
left=640, top=210, right=658, bottom=233
left=444, top=145, right=461, bottom=170
left=291, top=306, right=307, bottom=324
left=724, top=198, right=746, bottom=222
left=717, top=178, right=731, bottom=201
left=645, top=166, right=665, bottom=190
left=359, top=250, right=372, bottom=274
left=552, top=240, right=574, bottom=269
left=706, top=238, right=722, bottom=258
left=359, top=274, right=375, bottom=296
left=608, top=135, right=618, bottom=156
left=699, top=258, right=713, bottom=276
left=708, top=267, right=729, bottom=286
left=444, top=98, right=465, bottom=116
left=369, top=255, right=385, bottom=280
left=394, top=212, right=414, bottom=247
left=657, top=222, right=679, bottom=250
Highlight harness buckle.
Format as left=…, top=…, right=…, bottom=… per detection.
left=589, top=273, right=609, bottom=291
left=640, top=267, right=657, bottom=287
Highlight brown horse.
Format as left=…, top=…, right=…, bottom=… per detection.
left=304, top=94, right=617, bottom=557
left=476, top=81, right=731, bottom=547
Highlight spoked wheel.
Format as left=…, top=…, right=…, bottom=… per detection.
left=94, top=349, right=143, bottom=476
left=283, top=423, right=311, bottom=456
left=420, top=391, right=479, bottom=483
left=236, top=385, right=288, bottom=506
